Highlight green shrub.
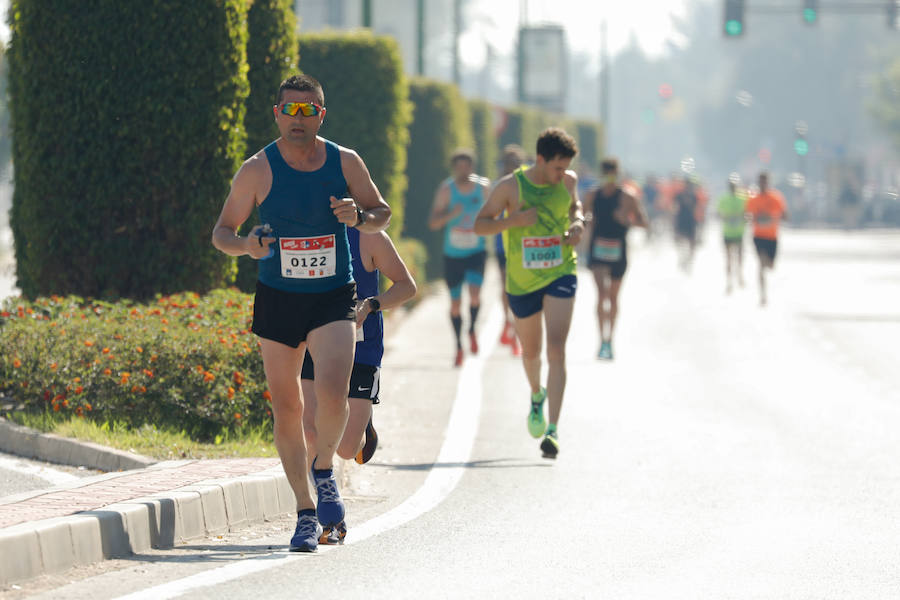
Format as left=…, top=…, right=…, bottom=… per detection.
left=6, top=0, right=249, bottom=300
left=0, top=47, right=9, bottom=168
left=0, top=290, right=271, bottom=441
left=296, top=31, right=411, bottom=239
left=405, top=78, right=474, bottom=280
left=235, top=0, right=299, bottom=293
left=468, top=99, right=497, bottom=181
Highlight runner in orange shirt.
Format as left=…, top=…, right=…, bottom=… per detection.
left=745, top=172, right=788, bottom=306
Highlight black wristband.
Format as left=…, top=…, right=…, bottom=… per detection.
left=367, top=297, right=381, bottom=312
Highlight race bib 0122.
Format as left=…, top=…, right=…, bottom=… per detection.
left=280, top=235, right=337, bottom=279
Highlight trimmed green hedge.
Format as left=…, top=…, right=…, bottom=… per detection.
left=405, top=78, right=474, bottom=280
left=236, top=0, right=299, bottom=293
left=498, top=105, right=542, bottom=159
left=468, top=99, right=497, bottom=180
left=295, top=31, right=411, bottom=239
left=575, top=120, right=605, bottom=171
left=0, top=47, right=9, bottom=168
left=7, top=0, right=249, bottom=299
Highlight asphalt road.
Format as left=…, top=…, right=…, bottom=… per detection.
left=0, top=451, right=99, bottom=500
left=9, top=226, right=900, bottom=599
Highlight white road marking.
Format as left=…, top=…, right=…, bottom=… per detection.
left=113, top=306, right=504, bottom=600
left=0, top=455, right=82, bottom=486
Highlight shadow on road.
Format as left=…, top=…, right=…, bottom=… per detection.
left=367, top=457, right=554, bottom=471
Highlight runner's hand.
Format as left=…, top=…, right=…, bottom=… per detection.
left=354, top=299, right=370, bottom=327
left=247, top=225, right=276, bottom=259
left=509, top=207, right=538, bottom=228
left=564, top=220, right=584, bottom=246
left=331, top=196, right=360, bottom=226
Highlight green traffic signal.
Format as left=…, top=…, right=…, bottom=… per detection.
left=725, top=19, right=743, bottom=35
left=794, top=139, right=809, bottom=156
left=803, top=8, right=817, bottom=23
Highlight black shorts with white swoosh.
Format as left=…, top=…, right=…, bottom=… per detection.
left=300, top=352, right=381, bottom=404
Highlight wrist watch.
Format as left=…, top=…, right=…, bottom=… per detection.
left=366, top=297, right=381, bottom=312
left=353, top=205, right=365, bottom=228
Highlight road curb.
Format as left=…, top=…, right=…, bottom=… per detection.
left=0, top=466, right=297, bottom=587
left=0, top=417, right=156, bottom=472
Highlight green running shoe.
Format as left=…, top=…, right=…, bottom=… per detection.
left=540, top=430, right=559, bottom=459
left=527, top=387, right=547, bottom=438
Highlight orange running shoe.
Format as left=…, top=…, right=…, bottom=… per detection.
left=469, top=331, right=479, bottom=355
left=499, top=322, right=513, bottom=345
left=511, top=335, right=522, bottom=356
left=454, top=347, right=464, bottom=367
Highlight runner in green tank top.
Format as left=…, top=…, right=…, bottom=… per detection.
left=475, top=128, right=585, bottom=460
left=717, top=178, right=748, bottom=294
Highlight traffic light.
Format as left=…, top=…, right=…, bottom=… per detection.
left=794, top=138, right=809, bottom=156
left=889, top=1, right=900, bottom=29
left=803, top=0, right=819, bottom=24
left=724, top=0, right=745, bottom=37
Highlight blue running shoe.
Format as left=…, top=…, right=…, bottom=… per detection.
left=289, top=511, right=322, bottom=552
left=311, top=457, right=345, bottom=527
left=598, top=341, right=612, bottom=360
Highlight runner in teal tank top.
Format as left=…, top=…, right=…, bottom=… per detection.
left=428, top=149, right=489, bottom=367
left=212, top=74, right=391, bottom=553
left=474, top=128, right=585, bottom=460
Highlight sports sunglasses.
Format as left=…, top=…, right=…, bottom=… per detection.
left=279, top=101, right=324, bottom=117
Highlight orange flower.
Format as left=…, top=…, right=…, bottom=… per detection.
left=232, top=371, right=244, bottom=385
left=227, top=387, right=235, bottom=399
left=85, top=402, right=92, bottom=411
left=102, top=347, right=110, bottom=354
left=234, top=412, right=242, bottom=420
left=196, top=365, right=204, bottom=372
left=114, top=334, right=123, bottom=340
left=53, top=394, right=65, bottom=403
left=75, top=407, right=84, bottom=417
left=50, top=362, right=58, bottom=370
left=12, top=358, right=21, bottom=368
left=75, top=386, right=84, bottom=394
left=161, top=318, right=169, bottom=325
left=1, top=310, right=10, bottom=317
left=53, top=403, right=60, bottom=412
left=84, top=340, right=95, bottom=347
left=73, top=377, right=81, bottom=383
left=150, top=355, right=158, bottom=362
left=104, top=368, right=112, bottom=376
left=136, top=347, right=143, bottom=353
left=203, top=371, right=214, bottom=382
left=263, top=390, right=272, bottom=402
left=143, top=369, right=153, bottom=378
left=62, top=399, right=69, bottom=408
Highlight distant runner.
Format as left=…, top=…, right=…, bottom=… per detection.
left=587, top=158, right=649, bottom=360
left=475, top=128, right=584, bottom=459
left=674, top=175, right=700, bottom=272
left=746, top=172, right=788, bottom=306
left=494, top=145, right=525, bottom=356
left=717, top=179, right=747, bottom=294
left=428, top=150, right=488, bottom=367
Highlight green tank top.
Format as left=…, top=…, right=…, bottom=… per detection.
left=717, top=192, right=747, bottom=239
left=504, top=166, right=577, bottom=295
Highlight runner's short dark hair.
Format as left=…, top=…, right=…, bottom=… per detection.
left=451, top=148, right=475, bottom=165
left=536, top=128, right=578, bottom=161
left=600, top=158, right=619, bottom=173
left=276, top=74, right=324, bottom=106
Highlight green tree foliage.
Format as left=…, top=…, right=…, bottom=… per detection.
left=0, top=47, right=9, bottom=168
left=468, top=98, right=497, bottom=180
left=7, top=0, right=249, bottom=300
left=575, top=120, right=605, bottom=171
left=295, top=31, right=411, bottom=239
left=405, top=78, right=474, bottom=280
left=870, top=59, right=900, bottom=153
left=498, top=105, right=542, bottom=159
left=245, top=0, right=298, bottom=156
left=235, top=0, right=298, bottom=292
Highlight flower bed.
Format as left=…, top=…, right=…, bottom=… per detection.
left=0, top=289, right=272, bottom=441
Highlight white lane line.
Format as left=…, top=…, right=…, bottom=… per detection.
left=114, top=306, right=503, bottom=600
left=0, top=455, right=82, bottom=487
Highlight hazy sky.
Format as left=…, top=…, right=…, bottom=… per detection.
left=1, top=0, right=695, bottom=58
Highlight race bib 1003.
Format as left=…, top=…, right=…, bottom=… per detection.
left=592, top=238, right=622, bottom=262
left=522, top=236, right=563, bottom=269
left=280, top=235, right=336, bottom=279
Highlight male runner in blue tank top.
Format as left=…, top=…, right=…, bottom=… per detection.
left=428, top=149, right=489, bottom=367
left=299, top=226, right=416, bottom=543
left=212, top=74, right=391, bottom=552
left=588, top=158, right=648, bottom=360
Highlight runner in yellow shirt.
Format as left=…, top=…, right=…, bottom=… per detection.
left=717, top=179, right=748, bottom=294
left=474, top=128, right=584, bottom=459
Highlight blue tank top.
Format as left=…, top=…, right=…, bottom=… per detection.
left=257, top=140, right=352, bottom=293
left=349, top=227, right=384, bottom=367
left=443, top=178, right=486, bottom=258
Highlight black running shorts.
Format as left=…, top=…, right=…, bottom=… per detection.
left=753, top=236, right=778, bottom=263
left=301, top=352, right=381, bottom=404
left=251, top=281, right=356, bottom=348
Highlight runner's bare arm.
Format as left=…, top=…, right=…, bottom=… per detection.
left=563, top=171, right=585, bottom=245
left=427, top=183, right=460, bottom=231
left=338, top=148, right=391, bottom=232
left=212, top=157, right=274, bottom=259
left=355, top=232, right=418, bottom=325
left=474, top=176, right=536, bottom=235
left=626, top=191, right=649, bottom=228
